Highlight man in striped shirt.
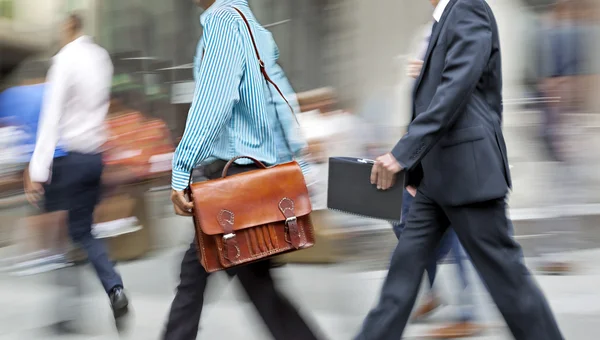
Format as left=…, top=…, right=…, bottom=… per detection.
left=164, top=1, right=319, bottom=339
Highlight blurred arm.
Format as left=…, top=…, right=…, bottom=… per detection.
left=269, top=43, right=307, bottom=159
left=171, top=12, right=244, bottom=191
left=29, top=57, right=69, bottom=183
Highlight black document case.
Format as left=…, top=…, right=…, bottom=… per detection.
left=327, top=157, right=405, bottom=222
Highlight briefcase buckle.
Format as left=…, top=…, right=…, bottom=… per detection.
left=222, top=233, right=241, bottom=261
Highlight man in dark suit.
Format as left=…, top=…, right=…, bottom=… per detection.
left=356, top=0, right=565, bottom=339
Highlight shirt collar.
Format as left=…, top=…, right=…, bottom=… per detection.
left=200, top=0, right=245, bottom=26
left=432, top=0, right=451, bottom=22
left=72, top=35, right=92, bottom=44
left=56, top=35, right=91, bottom=58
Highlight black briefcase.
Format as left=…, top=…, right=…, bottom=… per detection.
left=327, top=157, right=405, bottom=222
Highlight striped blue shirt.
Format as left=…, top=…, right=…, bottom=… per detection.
left=172, top=0, right=308, bottom=190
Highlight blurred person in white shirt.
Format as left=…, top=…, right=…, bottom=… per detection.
left=23, top=13, right=129, bottom=329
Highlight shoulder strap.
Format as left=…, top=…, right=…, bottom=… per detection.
left=232, top=7, right=298, bottom=123
left=187, top=8, right=303, bottom=187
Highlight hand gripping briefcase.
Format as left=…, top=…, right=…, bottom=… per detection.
left=187, top=156, right=315, bottom=272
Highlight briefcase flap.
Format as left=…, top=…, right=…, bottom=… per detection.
left=189, top=161, right=312, bottom=236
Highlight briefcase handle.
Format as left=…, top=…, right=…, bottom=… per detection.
left=222, top=156, right=267, bottom=178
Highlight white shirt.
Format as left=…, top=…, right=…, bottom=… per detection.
left=415, top=0, right=450, bottom=61
left=417, top=22, right=435, bottom=60
left=433, top=0, right=451, bottom=22
left=29, top=36, right=113, bottom=183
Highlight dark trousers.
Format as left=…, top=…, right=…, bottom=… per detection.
left=393, top=190, right=464, bottom=288
left=46, top=153, right=123, bottom=293
left=357, top=188, right=563, bottom=340
left=392, top=189, right=473, bottom=321
left=163, top=162, right=319, bottom=340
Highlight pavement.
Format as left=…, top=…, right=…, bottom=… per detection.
left=1, top=246, right=600, bottom=340
left=2, top=177, right=600, bottom=340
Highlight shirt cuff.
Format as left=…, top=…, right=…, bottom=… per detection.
left=397, top=159, right=407, bottom=171
left=171, top=169, right=191, bottom=191
left=296, top=158, right=312, bottom=177
left=28, top=161, right=51, bottom=183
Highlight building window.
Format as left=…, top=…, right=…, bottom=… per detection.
left=0, top=0, right=14, bottom=19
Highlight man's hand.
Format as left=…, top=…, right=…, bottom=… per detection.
left=23, top=168, right=44, bottom=207
left=407, top=59, right=424, bottom=79
left=171, top=189, right=194, bottom=216
left=370, top=153, right=403, bottom=190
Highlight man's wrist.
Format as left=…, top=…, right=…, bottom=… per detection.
left=397, top=160, right=406, bottom=171
left=390, top=144, right=411, bottom=171
left=171, top=169, right=191, bottom=191
left=28, top=163, right=49, bottom=183
left=388, top=152, right=406, bottom=171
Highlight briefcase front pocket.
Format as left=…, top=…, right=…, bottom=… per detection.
left=188, top=157, right=315, bottom=272
left=208, top=219, right=313, bottom=269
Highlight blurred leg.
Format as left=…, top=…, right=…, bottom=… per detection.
left=425, top=234, right=482, bottom=340
left=447, top=231, right=475, bottom=322
left=429, top=229, right=454, bottom=285
left=163, top=241, right=209, bottom=340
left=393, top=190, right=444, bottom=289
left=54, top=261, right=83, bottom=332
left=43, top=157, right=81, bottom=331
left=391, top=190, right=414, bottom=238
left=424, top=260, right=437, bottom=289
left=356, top=191, right=449, bottom=340
left=446, top=199, right=563, bottom=340
left=235, top=260, right=320, bottom=340
left=397, top=191, right=454, bottom=322
left=537, top=158, right=581, bottom=273
left=412, top=229, right=455, bottom=322
left=66, top=154, right=123, bottom=293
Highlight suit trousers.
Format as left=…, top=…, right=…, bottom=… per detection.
left=392, top=189, right=474, bottom=321
left=356, top=188, right=564, bottom=340
left=162, top=162, right=319, bottom=340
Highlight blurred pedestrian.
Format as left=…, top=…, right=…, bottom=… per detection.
left=163, top=1, right=318, bottom=340
left=0, top=83, right=69, bottom=275
left=23, top=13, right=129, bottom=328
left=391, top=19, right=479, bottom=339
left=356, top=1, right=563, bottom=339
left=534, top=0, right=591, bottom=274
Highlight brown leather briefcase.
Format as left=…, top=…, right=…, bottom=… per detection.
left=188, top=156, right=315, bottom=272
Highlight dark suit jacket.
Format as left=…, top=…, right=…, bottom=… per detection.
left=392, top=0, right=512, bottom=206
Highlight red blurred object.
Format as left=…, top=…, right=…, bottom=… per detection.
left=103, top=112, right=174, bottom=180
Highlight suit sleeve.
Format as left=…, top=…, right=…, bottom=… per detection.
left=391, top=0, right=492, bottom=170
